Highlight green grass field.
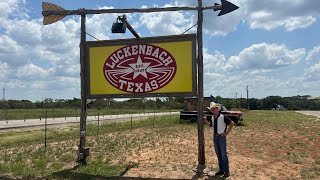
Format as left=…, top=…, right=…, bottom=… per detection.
left=0, top=110, right=319, bottom=179
left=0, top=108, right=176, bottom=120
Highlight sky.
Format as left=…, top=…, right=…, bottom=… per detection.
left=0, top=0, right=319, bottom=102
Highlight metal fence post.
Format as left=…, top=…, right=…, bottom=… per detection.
left=97, top=113, right=100, bottom=144
left=131, top=114, right=133, bottom=131
left=45, top=108, right=47, bottom=148
left=153, top=112, right=155, bottom=127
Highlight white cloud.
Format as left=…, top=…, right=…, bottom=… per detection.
left=247, top=69, right=272, bottom=75
left=203, top=49, right=227, bottom=72
left=303, top=62, right=320, bottom=81
left=0, top=1, right=83, bottom=100
left=0, top=35, right=21, bottom=54
left=249, top=15, right=316, bottom=31
left=5, top=19, right=42, bottom=45
left=139, top=4, right=192, bottom=35
left=0, top=0, right=26, bottom=20
left=127, top=0, right=320, bottom=37
left=203, top=44, right=320, bottom=98
left=207, top=72, right=225, bottom=79
left=305, top=46, right=320, bottom=64
left=41, top=20, right=79, bottom=53
left=176, top=0, right=320, bottom=34
left=87, top=6, right=118, bottom=40
left=0, top=62, right=10, bottom=80
left=245, top=0, right=320, bottom=31
left=225, top=43, right=306, bottom=71
left=16, top=64, right=49, bottom=80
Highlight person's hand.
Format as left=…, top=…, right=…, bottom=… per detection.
left=221, top=133, right=226, bottom=137
left=204, top=117, right=210, bottom=126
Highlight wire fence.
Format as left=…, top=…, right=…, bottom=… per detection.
left=0, top=109, right=180, bottom=147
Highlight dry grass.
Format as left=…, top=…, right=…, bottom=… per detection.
left=0, top=111, right=319, bottom=179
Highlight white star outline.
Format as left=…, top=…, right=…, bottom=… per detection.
left=128, top=56, right=151, bottom=79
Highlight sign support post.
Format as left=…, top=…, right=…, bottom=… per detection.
left=78, top=13, right=88, bottom=164
left=197, top=0, right=205, bottom=167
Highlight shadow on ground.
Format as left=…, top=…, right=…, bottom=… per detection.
left=0, top=165, right=227, bottom=180
left=191, top=165, right=227, bottom=180
left=49, top=165, right=188, bottom=180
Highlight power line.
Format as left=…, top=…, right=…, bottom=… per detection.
left=79, top=32, right=101, bottom=41
left=181, top=23, right=197, bottom=35
left=85, top=32, right=100, bottom=41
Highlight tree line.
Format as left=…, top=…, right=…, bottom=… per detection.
left=0, top=95, right=319, bottom=110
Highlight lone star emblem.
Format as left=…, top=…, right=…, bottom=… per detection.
left=129, top=56, right=151, bottom=79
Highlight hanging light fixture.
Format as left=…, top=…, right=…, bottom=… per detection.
left=111, top=15, right=127, bottom=33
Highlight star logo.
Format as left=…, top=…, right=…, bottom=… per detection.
left=129, top=56, right=151, bottom=79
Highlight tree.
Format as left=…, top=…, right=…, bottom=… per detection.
left=0, top=100, right=10, bottom=109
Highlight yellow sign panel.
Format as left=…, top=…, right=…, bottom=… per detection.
left=86, top=34, right=196, bottom=98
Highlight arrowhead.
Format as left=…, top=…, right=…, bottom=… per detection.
left=218, top=0, right=239, bottom=16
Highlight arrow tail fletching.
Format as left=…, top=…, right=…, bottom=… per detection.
left=42, top=2, right=66, bottom=25
left=42, top=2, right=65, bottom=11
left=43, top=15, right=66, bottom=25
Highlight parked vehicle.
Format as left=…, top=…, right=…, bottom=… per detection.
left=180, top=96, right=243, bottom=123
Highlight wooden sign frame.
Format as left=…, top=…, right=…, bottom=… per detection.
left=85, top=34, right=197, bottom=98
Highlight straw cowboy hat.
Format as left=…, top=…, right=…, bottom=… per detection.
left=207, top=102, right=221, bottom=111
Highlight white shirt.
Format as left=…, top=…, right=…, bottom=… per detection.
left=211, top=114, right=227, bottom=134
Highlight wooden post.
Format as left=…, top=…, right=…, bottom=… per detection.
left=197, top=0, right=205, bottom=166
left=78, top=13, right=88, bottom=165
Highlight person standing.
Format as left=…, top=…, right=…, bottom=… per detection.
left=204, top=102, right=234, bottom=178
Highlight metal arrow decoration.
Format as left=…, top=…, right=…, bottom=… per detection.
left=42, top=1, right=239, bottom=25
left=214, top=0, right=239, bottom=16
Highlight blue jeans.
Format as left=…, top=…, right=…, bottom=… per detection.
left=213, top=135, right=229, bottom=173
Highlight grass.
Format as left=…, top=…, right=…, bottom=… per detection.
left=0, top=110, right=319, bottom=179
left=0, top=108, right=178, bottom=120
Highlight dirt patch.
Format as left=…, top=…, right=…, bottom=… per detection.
left=119, top=116, right=320, bottom=179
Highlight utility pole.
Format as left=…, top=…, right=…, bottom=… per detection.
left=240, top=93, right=242, bottom=110
left=246, top=85, right=249, bottom=110
left=2, top=88, right=5, bottom=101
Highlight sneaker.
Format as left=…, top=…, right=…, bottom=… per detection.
left=215, top=171, right=224, bottom=176
left=223, top=172, right=230, bottom=177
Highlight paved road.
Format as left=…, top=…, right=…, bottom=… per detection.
left=296, top=111, right=320, bottom=118
left=0, top=112, right=179, bottom=131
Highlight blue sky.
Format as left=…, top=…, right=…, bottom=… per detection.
left=0, top=0, right=319, bottom=101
